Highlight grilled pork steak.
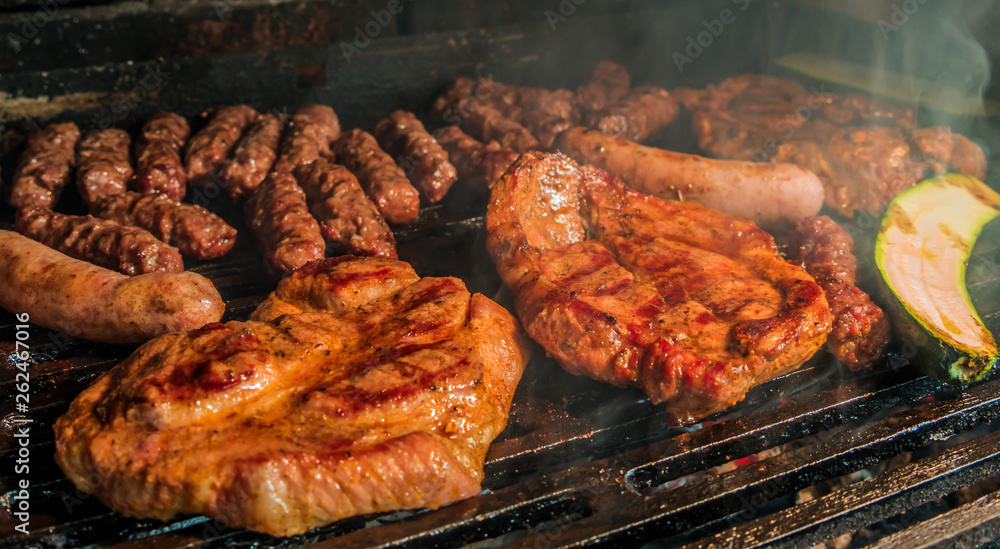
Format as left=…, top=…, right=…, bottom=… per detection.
left=55, top=256, right=527, bottom=536
left=487, top=152, right=832, bottom=424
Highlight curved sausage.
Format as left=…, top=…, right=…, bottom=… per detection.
left=333, top=129, right=420, bottom=225
left=218, top=113, right=286, bottom=203
left=271, top=104, right=340, bottom=175
left=0, top=230, right=223, bottom=345
left=244, top=171, right=325, bottom=278
left=185, top=105, right=258, bottom=188
left=554, top=127, right=824, bottom=232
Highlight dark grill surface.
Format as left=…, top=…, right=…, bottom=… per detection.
left=1, top=200, right=1000, bottom=548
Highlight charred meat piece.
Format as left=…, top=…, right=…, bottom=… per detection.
left=575, top=59, right=631, bottom=117
left=76, top=129, right=134, bottom=209
left=771, top=125, right=986, bottom=218
left=244, top=171, right=325, bottom=278
left=434, top=126, right=518, bottom=191
left=333, top=129, right=420, bottom=225
left=91, top=191, right=237, bottom=260
left=185, top=105, right=258, bottom=187
left=587, top=85, right=679, bottom=143
left=10, top=122, right=81, bottom=210
left=487, top=152, right=831, bottom=425
left=54, top=255, right=527, bottom=536
left=373, top=110, right=458, bottom=203
left=272, top=104, right=341, bottom=175
left=295, top=159, right=397, bottom=259
left=787, top=216, right=891, bottom=371
left=430, top=76, right=478, bottom=120
left=218, top=113, right=286, bottom=203
left=134, top=112, right=191, bottom=201
left=17, top=206, right=182, bottom=275
left=452, top=97, right=541, bottom=154
left=0, top=230, right=222, bottom=345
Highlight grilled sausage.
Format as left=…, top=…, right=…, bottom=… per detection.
left=76, top=129, right=133, bottom=208
left=91, top=191, right=237, bottom=260
left=453, top=97, right=541, bottom=154
left=10, top=122, right=81, bottom=210
left=332, top=129, right=420, bottom=225
left=575, top=59, right=631, bottom=117
left=16, top=206, right=183, bottom=275
left=587, top=85, right=679, bottom=143
left=787, top=216, right=891, bottom=371
left=244, top=171, right=325, bottom=278
left=185, top=105, right=258, bottom=187
left=373, top=110, right=458, bottom=203
left=295, top=159, right=397, bottom=259
left=134, top=112, right=191, bottom=201
left=272, top=104, right=341, bottom=175
left=0, top=230, right=223, bottom=345
left=554, top=127, right=824, bottom=232
left=434, top=126, right=518, bottom=191
left=218, top=113, right=286, bottom=203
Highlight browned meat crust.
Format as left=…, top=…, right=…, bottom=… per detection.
left=10, top=122, right=81, bottom=210
left=271, top=104, right=341, bottom=175
left=486, top=152, right=831, bottom=425
left=333, top=129, right=420, bottom=225
left=17, top=206, right=183, bottom=275
left=54, top=256, right=526, bottom=536
left=76, top=129, right=133, bottom=208
left=586, top=85, right=679, bottom=143
left=185, top=105, right=258, bottom=187
left=434, top=126, right=519, bottom=191
left=244, top=171, right=325, bottom=278
left=373, top=110, right=458, bottom=203
left=680, top=74, right=984, bottom=218
left=575, top=59, right=631, bottom=117
left=91, top=191, right=238, bottom=260
left=295, top=159, right=397, bottom=259
left=134, top=112, right=191, bottom=201
left=218, top=113, right=286, bottom=203
left=0, top=230, right=222, bottom=345
left=451, top=97, right=541, bottom=153
left=787, top=216, right=891, bottom=371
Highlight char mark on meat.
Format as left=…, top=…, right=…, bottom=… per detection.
left=787, top=216, right=891, bottom=371
left=373, top=110, right=458, bottom=203
left=91, top=191, right=238, bottom=260
left=434, top=126, right=519, bottom=192
left=244, top=171, right=325, bottom=278
left=332, top=129, right=420, bottom=225
left=486, top=152, right=832, bottom=425
left=134, top=112, right=191, bottom=201
left=10, top=122, right=81, bottom=210
left=185, top=105, right=259, bottom=188
left=219, top=113, right=287, bottom=204
left=77, top=129, right=133, bottom=209
left=17, top=205, right=183, bottom=275
left=295, top=159, right=398, bottom=259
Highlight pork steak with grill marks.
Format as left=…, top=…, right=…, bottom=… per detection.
left=487, top=152, right=832, bottom=424
left=54, top=256, right=527, bottom=536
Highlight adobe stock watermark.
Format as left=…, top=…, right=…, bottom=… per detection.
left=96, top=64, right=170, bottom=130
left=340, top=0, right=414, bottom=63
left=672, top=0, right=751, bottom=73
left=11, top=313, right=33, bottom=536
left=878, top=0, right=928, bottom=40
left=545, top=0, right=587, bottom=31
left=6, top=0, right=70, bottom=53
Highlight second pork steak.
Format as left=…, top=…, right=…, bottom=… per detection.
left=487, top=152, right=832, bottom=425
